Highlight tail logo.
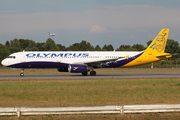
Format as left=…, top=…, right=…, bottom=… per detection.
left=150, top=29, right=167, bottom=52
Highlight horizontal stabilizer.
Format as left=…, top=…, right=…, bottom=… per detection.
left=156, top=53, right=172, bottom=58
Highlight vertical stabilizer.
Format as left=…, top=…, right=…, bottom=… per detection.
left=145, top=28, right=169, bottom=54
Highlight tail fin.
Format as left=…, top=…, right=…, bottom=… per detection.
left=145, top=28, right=169, bottom=54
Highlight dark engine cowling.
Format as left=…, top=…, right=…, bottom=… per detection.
left=57, top=67, right=68, bottom=72
left=68, top=64, right=88, bottom=73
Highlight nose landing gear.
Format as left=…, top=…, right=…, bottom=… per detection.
left=20, top=68, right=24, bottom=77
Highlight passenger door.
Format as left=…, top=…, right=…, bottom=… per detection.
left=143, top=53, right=148, bottom=62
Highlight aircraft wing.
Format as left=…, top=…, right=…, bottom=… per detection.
left=73, top=57, right=125, bottom=67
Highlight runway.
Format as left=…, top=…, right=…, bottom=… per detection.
left=0, top=72, right=180, bottom=80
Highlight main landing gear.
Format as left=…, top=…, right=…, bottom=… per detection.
left=20, top=68, right=24, bottom=77
left=90, top=71, right=96, bottom=76
left=81, top=71, right=96, bottom=76
left=82, top=71, right=88, bottom=76
left=90, top=67, right=96, bottom=76
left=81, top=66, right=96, bottom=76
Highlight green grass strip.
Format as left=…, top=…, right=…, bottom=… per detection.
left=0, top=79, right=179, bottom=106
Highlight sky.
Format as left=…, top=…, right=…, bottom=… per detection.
left=1, top=0, right=180, bottom=49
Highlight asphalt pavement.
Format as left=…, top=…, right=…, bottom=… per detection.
left=0, top=72, right=179, bottom=80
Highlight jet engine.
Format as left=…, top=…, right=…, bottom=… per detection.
left=68, top=64, right=89, bottom=73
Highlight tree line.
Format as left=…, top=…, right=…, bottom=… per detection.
left=0, top=38, right=180, bottom=66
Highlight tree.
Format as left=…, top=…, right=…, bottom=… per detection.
left=27, top=40, right=39, bottom=51
left=86, top=42, right=94, bottom=51
left=165, top=39, right=180, bottom=59
left=132, top=44, right=145, bottom=51
left=44, top=38, right=59, bottom=51
left=95, top=45, right=101, bottom=51
left=57, top=44, right=66, bottom=51
left=5, top=41, right=10, bottom=48
left=107, top=44, right=114, bottom=51
left=67, top=40, right=94, bottom=51
left=147, top=40, right=153, bottom=47
left=19, top=39, right=30, bottom=50
left=50, top=44, right=59, bottom=51
left=36, top=42, right=45, bottom=51
left=102, top=44, right=107, bottom=51
left=67, top=43, right=79, bottom=51
left=116, top=45, right=136, bottom=51
left=10, top=38, right=21, bottom=53
left=79, top=41, right=87, bottom=51
left=78, top=40, right=94, bottom=51
left=0, top=44, right=10, bottom=66
left=102, top=44, right=114, bottom=51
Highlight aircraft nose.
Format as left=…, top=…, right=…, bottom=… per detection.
left=1, top=59, right=8, bottom=66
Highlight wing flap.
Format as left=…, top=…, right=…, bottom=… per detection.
left=73, top=57, right=124, bottom=67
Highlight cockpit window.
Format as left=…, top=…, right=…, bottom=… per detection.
left=7, top=56, right=16, bottom=59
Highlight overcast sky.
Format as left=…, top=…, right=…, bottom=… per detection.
left=1, top=0, right=180, bottom=49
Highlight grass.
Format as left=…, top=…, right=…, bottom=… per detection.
left=0, top=79, right=179, bottom=107
left=0, top=68, right=180, bottom=119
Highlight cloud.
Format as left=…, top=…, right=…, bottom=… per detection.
left=129, top=34, right=134, bottom=40
left=0, top=11, right=18, bottom=13
left=1, top=5, right=180, bottom=35
left=169, top=33, right=177, bottom=38
left=148, top=34, right=154, bottom=40
left=89, top=25, right=108, bottom=33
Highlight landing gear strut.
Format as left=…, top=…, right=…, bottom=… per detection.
left=81, top=67, right=97, bottom=76
left=20, top=68, right=24, bottom=77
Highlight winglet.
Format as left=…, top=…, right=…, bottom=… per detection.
left=125, top=55, right=129, bottom=59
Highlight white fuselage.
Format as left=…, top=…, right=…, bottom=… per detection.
left=1, top=51, right=142, bottom=68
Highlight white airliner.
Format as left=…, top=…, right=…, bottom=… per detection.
left=1, top=29, right=172, bottom=76
left=48, top=32, right=56, bottom=36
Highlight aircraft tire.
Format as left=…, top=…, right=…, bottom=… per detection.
left=90, top=71, right=96, bottom=76
left=20, top=73, right=24, bottom=77
left=82, top=71, right=88, bottom=76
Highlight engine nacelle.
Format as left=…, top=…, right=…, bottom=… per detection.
left=68, top=64, right=89, bottom=73
left=57, top=67, right=68, bottom=72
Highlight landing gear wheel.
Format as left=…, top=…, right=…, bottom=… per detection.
left=20, top=73, right=24, bottom=77
left=90, top=71, right=96, bottom=76
left=82, top=71, right=88, bottom=76
left=20, top=68, right=24, bottom=77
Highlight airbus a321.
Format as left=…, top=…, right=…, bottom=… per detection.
left=1, top=28, right=172, bottom=76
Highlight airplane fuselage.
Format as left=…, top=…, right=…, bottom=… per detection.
left=2, top=51, right=146, bottom=68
